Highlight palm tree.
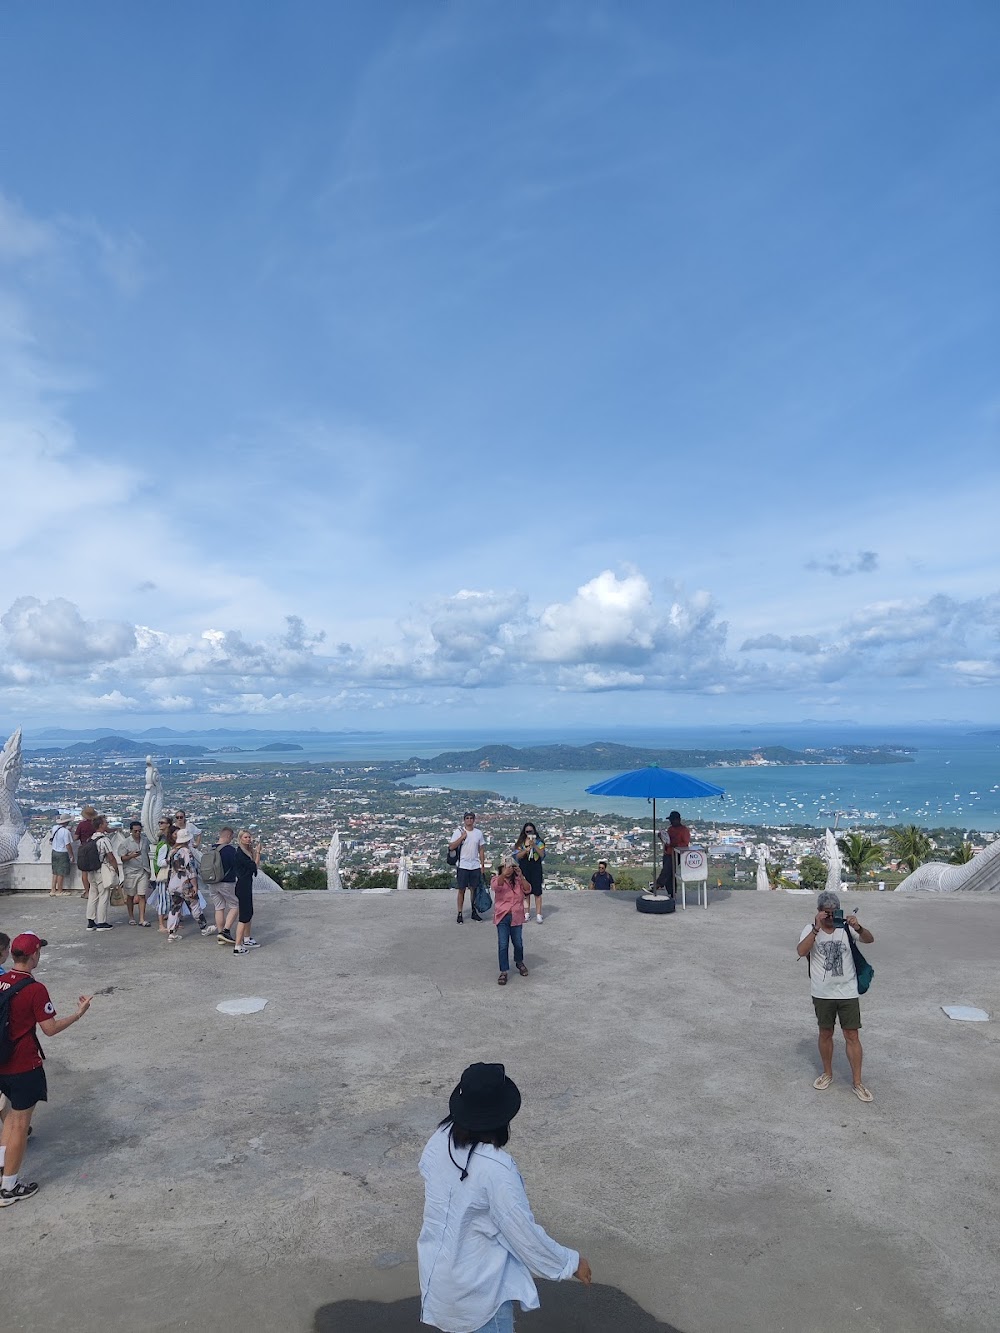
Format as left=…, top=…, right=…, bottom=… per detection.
left=888, top=824, right=932, bottom=874
left=950, top=841, right=975, bottom=865
left=766, top=860, right=796, bottom=891
left=837, top=833, right=883, bottom=885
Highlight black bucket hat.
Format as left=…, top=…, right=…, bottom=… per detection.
left=449, top=1063, right=521, bottom=1131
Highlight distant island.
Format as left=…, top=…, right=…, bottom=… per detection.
left=255, top=742, right=304, bottom=752
left=31, top=735, right=209, bottom=759
left=413, top=740, right=915, bottom=773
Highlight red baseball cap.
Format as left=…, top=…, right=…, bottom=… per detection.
left=11, top=932, right=48, bottom=955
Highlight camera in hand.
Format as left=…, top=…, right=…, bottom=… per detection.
left=833, top=910, right=847, bottom=928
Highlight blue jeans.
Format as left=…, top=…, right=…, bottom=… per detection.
left=497, top=916, right=523, bottom=972
left=474, top=1300, right=515, bottom=1333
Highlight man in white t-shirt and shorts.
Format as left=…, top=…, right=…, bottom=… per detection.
left=797, top=890, right=876, bottom=1102
left=449, top=811, right=487, bottom=925
left=50, top=816, right=75, bottom=896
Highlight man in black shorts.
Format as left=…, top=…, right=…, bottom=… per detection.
left=0, top=933, right=92, bottom=1206
left=449, top=812, right=487, bottom=923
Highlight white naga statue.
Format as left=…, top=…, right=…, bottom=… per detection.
left=824, top=828, right=842, bottom=894
left=0, top=727, right=27, bottom=865
left=141, top=755, right=165, bottom=844
left=897, top=839, right=1000, bottom=893
left=326, top=831, right=344, bottom=891
left=755, top=843, right=770, bottom=892
left=396, top=853, right=412, bottom=892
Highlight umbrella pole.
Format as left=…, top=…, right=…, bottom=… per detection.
left=651, top=797, right=657, bottom=894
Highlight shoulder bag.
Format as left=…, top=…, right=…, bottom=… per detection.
left=845, top=926, right=874, bottom=994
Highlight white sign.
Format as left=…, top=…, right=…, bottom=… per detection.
left=679, top=848, right=708, bottom=882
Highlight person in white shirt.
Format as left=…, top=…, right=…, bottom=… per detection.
left=797, top=890, right=876, bottom=1102
left=418, top=1063, right=591, bottom=1332
left=49, top=816, right=75, bottom=896
left=448, top=812, right=487, bottom=925
left=173, top=810, right=202, bottom=851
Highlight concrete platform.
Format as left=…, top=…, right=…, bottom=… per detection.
left=1, top=888, right=998, bottom=1332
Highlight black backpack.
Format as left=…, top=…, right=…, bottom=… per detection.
left=0, top=975, right=36, bottom=1065
left=77, top=840, right=101, bottom=873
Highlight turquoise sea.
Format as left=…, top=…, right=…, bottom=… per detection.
left=392, top=725, right=1000, bottom=831
left=28, top=724, right=1000, bottom=830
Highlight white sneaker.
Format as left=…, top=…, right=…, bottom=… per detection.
left=243, top=937, right=261, bottom=949
left=536, top=914, right=543, bottom=923
left=200, top=924, right=217, bottom=936
left=233, top=945, right=248, bottom=955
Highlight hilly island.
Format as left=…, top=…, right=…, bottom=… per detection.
left=398, top=740, right=914, bottom=774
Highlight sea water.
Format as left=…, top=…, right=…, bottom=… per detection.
left=396, top=725, right=1000, bottom=831
left=32, top=724, right=1000, bottom=830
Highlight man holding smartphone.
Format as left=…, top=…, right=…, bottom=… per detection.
left=797, top=891, right=875, bottom=1101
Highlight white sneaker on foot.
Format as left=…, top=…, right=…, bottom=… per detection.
left=536, top=913, right=543, bottom=923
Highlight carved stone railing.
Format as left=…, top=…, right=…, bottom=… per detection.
left=897, top=839, right=1000, bottom=892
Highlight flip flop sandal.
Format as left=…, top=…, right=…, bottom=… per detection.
left=516, top=963, right=529, bottom=976
left=852, top=1084, right=874, bottom=1102
left=813, top=1073, right=833, bottom=1090
left=497, top=973, right=507, bottom=985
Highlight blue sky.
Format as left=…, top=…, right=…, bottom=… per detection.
left=1, top=1, right=998, bottom=729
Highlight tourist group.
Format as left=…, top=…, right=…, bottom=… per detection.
left=47, top=805, right=263, bottom=955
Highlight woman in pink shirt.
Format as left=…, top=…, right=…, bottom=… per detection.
left=492, top=855, right=529, bottom=986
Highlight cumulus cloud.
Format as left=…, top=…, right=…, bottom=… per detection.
left=741, top=633, right=822, bottom=654
left=282, top=615, right=326, bottom=651
left=74, top=689, right=143, bottom=711
left=1, top=575, right=998, bottom=717
left=2, top=596, right=136, bottom=664
left=531, top=571, right=657, bottom=663
left=806, top=550, right=879, bottom=577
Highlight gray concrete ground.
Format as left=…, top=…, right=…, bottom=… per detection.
left=1, top=887, right=998, bottom=1333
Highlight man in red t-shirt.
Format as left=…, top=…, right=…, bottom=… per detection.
left=75, top=805, right=98, bottom=900
left=656, top=811, right=691, bottom=897
left=0, top=932, right=92, bottom=1206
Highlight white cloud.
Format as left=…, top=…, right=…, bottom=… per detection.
left=2, top=596, right=136, bottom=664
left=952, top=660, right=1000, bottom=682
left=806, top=550, right=879, bottom=577
left=75, top=689, right=143, bottom=711
left=1, top=574, right=999, bottom=718
left=741, top=633, right=823, bottom=654
left=531, top=571, right=657, bottom=663
left=0, top=194, right=56, bottom=260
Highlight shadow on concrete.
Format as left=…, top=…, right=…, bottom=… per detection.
left=601, top=891, right=646, bottom=907
left=315, top=1281, right=686, bottom=1331
left=600, top=889, right=734, bottom=909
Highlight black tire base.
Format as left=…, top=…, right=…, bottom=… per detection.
left=637, top=894, right=676, bottom=915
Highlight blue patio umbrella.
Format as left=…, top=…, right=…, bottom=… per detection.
left=585, top=766, right=725, bottom=889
